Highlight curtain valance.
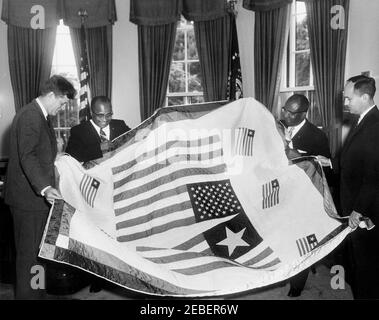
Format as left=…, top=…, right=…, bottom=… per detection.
left=1, top=0, right=117, bottom=28
left=243, top=0, right=292, bottom=12
left=130, top=0, right=227, bottom=26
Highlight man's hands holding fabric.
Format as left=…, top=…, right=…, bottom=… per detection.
left=44, top=186, right=62, bottom=204
left=316, top=155, right=332, bottom=167
left=100, top=140, right=111, bottom=153
left=349, top=210, right=363, bottom=229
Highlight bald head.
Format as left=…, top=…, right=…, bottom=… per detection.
left=281, top=94, right=309, bottom=127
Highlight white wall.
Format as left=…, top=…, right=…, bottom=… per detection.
left=112, top=0, right=141, bottom=129
left=0, top=0, right=15, bottom=159
left=236, top=2, right=255, bottom=98
left=345, top=0, right=379, bottom=101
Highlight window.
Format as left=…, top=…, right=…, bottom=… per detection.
left=279, top=0, right=322, bottom=126
left=166, top=17, right=204, bottom=106
left=281, top=0, right=313, bottom=91
left=50, top=20, right=80, bottom=150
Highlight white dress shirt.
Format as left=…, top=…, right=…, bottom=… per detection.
left=90, top=120, right=110, bottom=140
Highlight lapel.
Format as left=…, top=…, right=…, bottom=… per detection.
left=87, top=120, right=102, bottom=143
left=291, top=120, right=308, bottom=142
left=342, top=106, right=379, bottom=155
left=109, top=120, right=115, bottom=141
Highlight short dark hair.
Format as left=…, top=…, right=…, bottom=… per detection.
left=40, top=75, right=76, bottom=99
left=347, top=75, right=376, bottom=99
left=286, top=94, right=309, bottom=112
left=90, top=96, right=112, bottom=112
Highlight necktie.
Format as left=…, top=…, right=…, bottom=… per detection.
left=285, top=127, right=294, bottom=141
left=46, top=116, right=52, bottom=129
left=100, top=128, right=108, bottom=142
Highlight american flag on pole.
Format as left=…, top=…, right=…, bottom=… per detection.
left=78, top=23, right=91, bottom=122
left=39, top=98, right=350, bottom=297
left=227, top=13, right=243, bottom=101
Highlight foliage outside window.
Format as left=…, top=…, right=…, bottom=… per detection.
left=166, top=17, right=204, bottom=106
left=50, top=20, right=80, bottom=150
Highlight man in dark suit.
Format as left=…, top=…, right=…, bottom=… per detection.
left=318, top=75, right=379, bottom=299
left=279, top=94, right=331, bottom=297
left=4, top=75, right=76, bottom=299
left=65, top=96, right=130, bottom=163
left=280, top=94, right=331, bottom=159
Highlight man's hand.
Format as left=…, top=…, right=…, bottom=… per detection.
left=100, top=140, right=111, bottom=153
left=44, top=187, right=62, bottom=204
left=316, top=155, right=332, bottom=167
left=349, top=210, right=363, bottom=229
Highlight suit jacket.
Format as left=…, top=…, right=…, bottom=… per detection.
left=4, top=100, right=57, bottom=211
left=335, top=106, right=379, bottom=224
left=65, top=119, right=130, bottom=162
left=291, top=120, right=331, bottom=158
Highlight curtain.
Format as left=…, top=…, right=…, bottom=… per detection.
left=130, top=0, right=228, bottom=119
left=254, top=4, right=290, bottom=114
left=305, top=0, right=349, bottom=156
left=70, top=26, right=113, bottom=98
left=243, top=0, right=292, bottom=11
left=138, top=23, right=177, bottom=121
left=7, top=26, right=57, bottom=111
left=194, top=14, right=231, bottom=102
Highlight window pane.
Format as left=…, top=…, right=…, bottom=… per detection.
left=51, top=100, right=79, bottom=127
left=188, top=62, right=202, bottom=92
left=173, top=29, right=185, bottom=61
left=168, top=96, right=185, bottom=106
left=296, top=14, right=309, bottom=50
left=187, top=29, right=198, bottom=60
left=189, top=96, right=204, bottom=104
left=296, top=1, right=306, bottom=14
left=295, top=52, right=310, bottom=87
left=169, top=62, right=186, bottom=93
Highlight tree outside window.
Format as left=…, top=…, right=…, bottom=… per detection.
left=166, top=17, right=204, bottom=106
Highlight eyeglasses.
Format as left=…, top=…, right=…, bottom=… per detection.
left=281, top=107, right=306, bottom=115
left=92, top=112, right=113, bottom=119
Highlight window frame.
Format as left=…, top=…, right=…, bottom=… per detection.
left=280, top=0, right=314, bottom=92
left=166, top=17, right=204, bottom=106
left=50, top=20, right=80, bottom=149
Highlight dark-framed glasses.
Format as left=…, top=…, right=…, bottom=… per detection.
left=92, top=112, right=113, bottom=119
left=281, top=107, right=306, bottom=115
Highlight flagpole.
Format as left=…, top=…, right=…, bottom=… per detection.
left=78, top=8, right=91, bottom=122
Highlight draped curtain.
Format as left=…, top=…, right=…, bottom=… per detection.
left=61, top=0, right=116, bottom=100
left=304, top=0, right=349, bottom=156
left=69, top=26, right=113, bottom=98
left=1, top=0, right=116, bottom=110
left=138, top=23, right=177, bottom=121
left=244, top=1, right=290, bottom=113
left=1, top=0, right=59, bottom=111
left=130, top=0, right=230, bottom=120
left=7, top=26, right=57, bottom=111
left=194, top=15, right=231, bottom=102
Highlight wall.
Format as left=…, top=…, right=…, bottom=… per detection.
left=345, top=0, right=379, bottom=101
left=0, top=0, right=15, bottom=159
left=112, top=0, right=140, bottom=129
left=236, top=2, right=255, bottom=98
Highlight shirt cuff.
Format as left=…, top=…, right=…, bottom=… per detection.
left=41, top=186, right=51, bottom=196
